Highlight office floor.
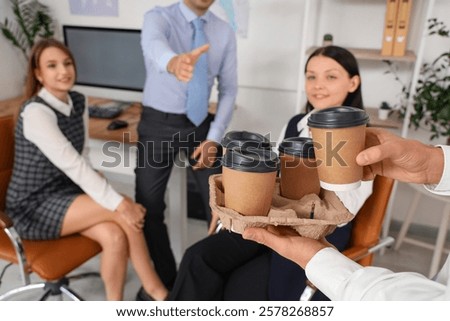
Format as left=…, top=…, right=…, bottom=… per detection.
left=1, top=175, right=449, bottom=300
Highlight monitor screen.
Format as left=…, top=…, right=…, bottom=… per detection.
left=63, top=25, right=145, bottom=92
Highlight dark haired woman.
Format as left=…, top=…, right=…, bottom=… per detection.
left=168, top=46, right=373, bottom=301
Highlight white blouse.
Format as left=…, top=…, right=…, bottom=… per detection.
left=21, top=88, right=123, bottom=211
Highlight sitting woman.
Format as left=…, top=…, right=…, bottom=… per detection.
left=168, top=45, right=373, bottom=301
left=6, top=39, right=168, bottom=301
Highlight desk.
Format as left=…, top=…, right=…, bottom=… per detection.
left=0, top=95, right=142, bottom=142
left=87, top=97, right=142, bottom=143
left=0, top=96, right=141, bottom=143
left=87, top=98, right=218, bottom=143
left=0, top=96, right=395, bottom=133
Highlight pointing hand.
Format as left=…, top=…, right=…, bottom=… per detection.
left=167, top=44, right=210, bottom=82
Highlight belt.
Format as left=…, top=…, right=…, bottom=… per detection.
left=143, top=106, right=189, bottom=122
left=142, top=106, right=213, bottom=126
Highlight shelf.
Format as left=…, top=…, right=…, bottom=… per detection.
left=307, top=46, right=416, bottom=63
left=366, top=107, right=402, bottom=129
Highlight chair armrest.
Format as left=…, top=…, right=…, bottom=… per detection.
left=342, top=237, right=395, bottom=262
left=0, top=209, right=13, bottom=229
left=342, top=245, right=369, bottom=261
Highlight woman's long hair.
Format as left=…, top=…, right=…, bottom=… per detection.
left=24, top=38, right=77, bottom=99
left=304, top=46, right=364, bottom=113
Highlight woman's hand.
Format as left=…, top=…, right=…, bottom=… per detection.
left=116, top=196, right=147, bottom=232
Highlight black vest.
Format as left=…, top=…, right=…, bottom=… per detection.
left=284, top=113, right=306, bottom=139
left=6, top=91, right=85, bottom=220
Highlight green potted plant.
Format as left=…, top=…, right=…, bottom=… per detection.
left=0, top=0, right=54, bottom=60
left=322, top=33, right=333, bottom=46
left=378, top=101, right=392, bottom=120
left=385, top=18, right=450, bottom=144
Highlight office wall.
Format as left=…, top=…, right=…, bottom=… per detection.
left=2, top=0, right=449, bottom=135
left=0, top=0, right=28, bottom=98
left=1, top=0, right=449, bottom=230
left=31, top=0, right=302, bottom=138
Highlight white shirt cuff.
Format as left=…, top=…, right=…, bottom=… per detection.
left=424, top=145, right=450, bottom=195
left=305, top=247, right=363, bottom=300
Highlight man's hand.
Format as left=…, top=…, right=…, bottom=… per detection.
left=167, top=44, right=210, bottom=82
left=357, top=127, right=444, bottom=184
left=190, top=139, right=219, bottom=170
left=242, top=226, right=331, bottom=269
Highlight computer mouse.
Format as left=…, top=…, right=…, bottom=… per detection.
left=107, top=119, right=128, bottom=130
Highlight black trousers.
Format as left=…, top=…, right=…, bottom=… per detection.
left=168, top=231, right=269, bottom=300
left=135, top=107, right=221, bottom=289
left=168, top=222, right=352, bottom=301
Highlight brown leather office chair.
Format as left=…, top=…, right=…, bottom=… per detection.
left=0, top=115, right=102, bottom=300
left=300, top=175, right=395, bottom=300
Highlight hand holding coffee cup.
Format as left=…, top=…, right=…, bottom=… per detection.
left=307, top=106, right=369, bottom=191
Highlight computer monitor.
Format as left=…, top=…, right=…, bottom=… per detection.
left=63, top=25, right=145, bottom=102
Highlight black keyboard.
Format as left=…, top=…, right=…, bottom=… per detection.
left=88, top=105, right=123, bottom=119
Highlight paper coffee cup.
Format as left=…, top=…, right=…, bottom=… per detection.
left=222, top=147, right=279, bottom=216
left=278, top=137, right=320, bottom=199
left=307, top=106, right=369, bottom=191
left=221, top=131, right=271, bottom=155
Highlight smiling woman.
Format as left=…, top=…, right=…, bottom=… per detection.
left=33, top=47, right=76, bottom=102
left=166, top=46, right=373, bottom=301
left=6, top=38, right=169, bottom=301
left=304, top=56, right=360, bottom=111
left=24, top=40, right=76, bottom=101
left=303, top=46, right=364, bottom=113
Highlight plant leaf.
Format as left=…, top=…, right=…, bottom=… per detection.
left=1, top=0, right=54, bottom=59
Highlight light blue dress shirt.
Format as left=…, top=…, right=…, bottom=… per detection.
left=141, top=1, right=238, bottom=143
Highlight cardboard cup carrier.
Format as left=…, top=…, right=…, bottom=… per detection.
left=278, top=137, right=320, bottom=200
left=222, top=147, right=279, bottom=216
left=307, top=106, right=369, bottom=192
left=209, top=174, right=354, bottom=239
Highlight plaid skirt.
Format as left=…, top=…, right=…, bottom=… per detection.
left=11, top=184, right=83, bottom=240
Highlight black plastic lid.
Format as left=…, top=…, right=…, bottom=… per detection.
left=278, top=137, right=315, bottom=158
left=222, top=147, right=279, bottom=173
left=221, top=130, right=271, bottom=150
left=307, top=106, right=369, bottom=129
